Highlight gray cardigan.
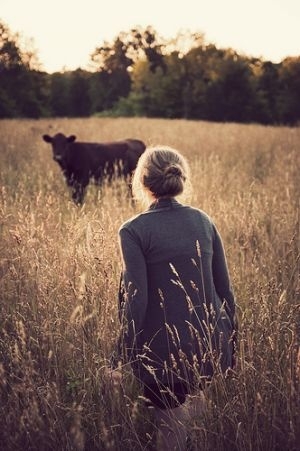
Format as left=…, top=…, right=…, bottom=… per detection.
left=118, top=197, right=236, bottom=386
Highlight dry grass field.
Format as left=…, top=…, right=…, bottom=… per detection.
left=0, top=117, right=299, bottom=451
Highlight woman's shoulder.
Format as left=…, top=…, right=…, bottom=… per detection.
left=118, top=211, right=147, bottom=234
left=185, top=204, right=214, bottom=225
left=119, top=203, right=214, bottom=234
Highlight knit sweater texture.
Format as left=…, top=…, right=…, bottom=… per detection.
left=118, top=197, right=236, bottom=386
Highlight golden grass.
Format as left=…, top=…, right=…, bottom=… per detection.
left=0, top=117, right=299, bottom=450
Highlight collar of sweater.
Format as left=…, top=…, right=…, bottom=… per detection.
left=148, top=197, right=181, bottom=211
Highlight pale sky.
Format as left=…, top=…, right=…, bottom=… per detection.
left=1, top=0, right=299, bottom=73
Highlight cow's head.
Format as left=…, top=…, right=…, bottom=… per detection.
left=43, top=133, right=76, bottom=162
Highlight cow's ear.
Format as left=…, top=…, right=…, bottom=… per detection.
left=43, top=134, right=52, bottom=143
left=68, top=135, right=76, bottom=143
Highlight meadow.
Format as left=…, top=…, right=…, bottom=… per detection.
left=0, top=117, right=299, bottom=451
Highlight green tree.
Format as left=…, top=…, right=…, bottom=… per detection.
left=90, top=27, right=168, bottom=113
left=277, top=57, right=300, bottom=124
left=0, top=21, right=23, bottom=116
left=126, top=31, right=207, bottom=118
left=181, top=43, right=221, bottom=119
left=68, top=69, right=92, bottom=117
left=253, top=61, right=280, bottom=124
left=127, top=26, right=167, bottom=73
left=89, top=70, right=110, bottom=113
left=91, top=35, right=132, bottom=111
left=48, top=72, right=70, bottom=117
left=0, top=20, right=44, bottom=118
left=129, top=52, right=184, bottom=118
left=205, top=52, right=256, bottom=122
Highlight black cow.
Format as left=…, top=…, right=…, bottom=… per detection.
left=43, top=133, right=146, bottom=204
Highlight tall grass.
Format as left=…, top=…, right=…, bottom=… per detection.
left=0, top=117, right=299, bottom=450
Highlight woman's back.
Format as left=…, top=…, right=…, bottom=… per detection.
left=119, top=197, right=235, bottom=385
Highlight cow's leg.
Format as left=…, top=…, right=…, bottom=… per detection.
left=72, top=181, right=87, bottom=205
left=66, top=174, right=88, bottom=204
left=94, top=173, right=104, bottom=186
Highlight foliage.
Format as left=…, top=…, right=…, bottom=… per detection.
left=0, top=21, right=45, bottom=118
left=48, top=72, right=71, bottom=117
left=1, top=20, right=300, bottom=124
left=68, top=69, right=92, bottom=117
left=277, top=57, right=300, bottom=123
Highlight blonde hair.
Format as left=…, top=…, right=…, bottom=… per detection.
left=132, top=146, right=190, bottom=206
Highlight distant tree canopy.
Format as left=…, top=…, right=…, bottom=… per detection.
left=0, top=20, right=300, bottom=124
left=0, top=21, right=47, bottom=118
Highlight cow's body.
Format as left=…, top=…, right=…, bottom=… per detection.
left=43, top=133, right=146, bottom=203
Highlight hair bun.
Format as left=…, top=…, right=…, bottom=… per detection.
left=164, top=164, right=182, bottom=179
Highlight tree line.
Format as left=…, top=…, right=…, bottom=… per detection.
left=1, top=20, right=300, bottom=124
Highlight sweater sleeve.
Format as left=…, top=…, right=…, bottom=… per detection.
left=211, top=224, right=236, bottom=326
left=118, top=226, right=148, bottom=355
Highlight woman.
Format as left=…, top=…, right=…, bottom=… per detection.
left=116, top=146, right=237, bottom=450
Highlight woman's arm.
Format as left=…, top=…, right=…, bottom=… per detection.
left=118, top=226, right=148, bottom=356
left=212, top=224, right=238, bottom=367
left=212, top=224, right=236, bottom=324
